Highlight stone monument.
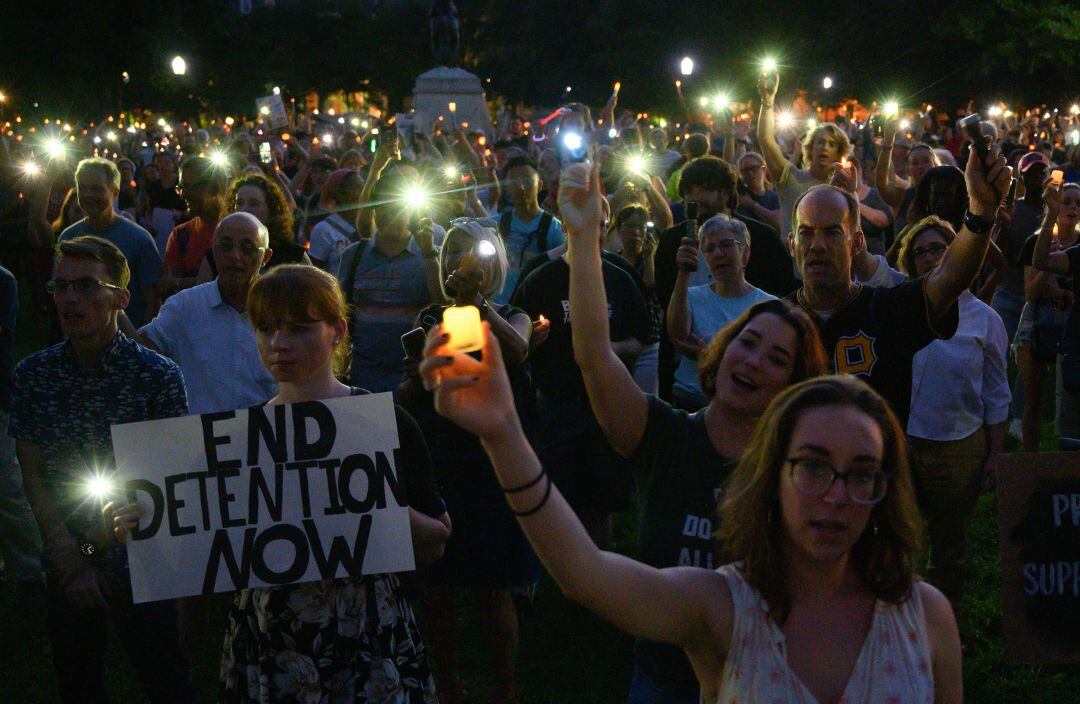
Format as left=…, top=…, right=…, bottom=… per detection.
left=411, top=0, right=493, bottom=137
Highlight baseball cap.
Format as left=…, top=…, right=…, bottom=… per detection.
left=1018, top=152, right=1050, bottom=173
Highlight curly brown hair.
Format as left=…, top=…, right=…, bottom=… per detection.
left=719, top=375, right=923, bottom=624
left=697, top=299, right=828, bottom=398
left=225, top=172, right=295, bottom=249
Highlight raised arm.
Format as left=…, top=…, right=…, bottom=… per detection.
left=755, top=73, right=790, bottom=185
left=666, top=242, right=707, bottom=358
left=1032, top=181, right=1070, bottom=274
left=356, top=136, right=400, bottom=239
left=875, top=119, right=909, bottom=211
left=925, top=144, right=1012, bottom=322
left=420, top=324, right=726, bottom=652
left=560, top=161, right=649, bottom=458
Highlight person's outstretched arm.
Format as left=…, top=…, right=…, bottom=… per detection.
left=420, top=323, right=729, bottom=653
left=756, top=72, right=790, bottom=185
left=561, top=160, right=649, bottom=458
left=925, top=144, right=1012, bottom=321
left=1032, top=182, right=1070, bottom=274
left=875, top=119, right=909, bottom=211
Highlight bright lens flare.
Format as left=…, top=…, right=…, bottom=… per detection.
left=761, top=57, right=778, bottom=74
left=777, top=111, right=795, bottom=129
left=1071, top=105, right=1080, bottom=116
left=987, top=106, right=1003, bottom=118
left=209, top=150, right=229, bottom=167
left=899, top=119, right=911, bottom=130
left=45, top=138, right=66, bottom=159
left=404, top=184, right=429, bottom=210
left=883, top=101, right=899, bottom=118
left=22, top=160, right=40, bottom=177
left=476, top=240, right=497, bottom=258
left=86, top=474, right=113, bottom=500
left=562, top=132, right=583, bottom=151
left=259, top=105, right=270, bottom=116
left=626, top=154, right=648, bottom=176
left=714, top=94, right=730, bottom=110
left=443, top=164, right=460, bottom=180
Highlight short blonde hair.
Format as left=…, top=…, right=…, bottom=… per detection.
left=440, top=220, right=508, bottom=299
left=895, top=216, right=956, bottom=277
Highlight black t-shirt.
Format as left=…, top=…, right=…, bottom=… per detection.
left=145, top=179, right=187, bottom=212
left=629, top=395, right=735, bottom=693
left=0, top=267, right=16, bottom=411
left=511, top=257, right=650, bottom=402
left=786, top=279, right=959, bottom=425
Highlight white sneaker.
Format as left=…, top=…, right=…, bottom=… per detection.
left=1007, top=418, right=1023, bottom=444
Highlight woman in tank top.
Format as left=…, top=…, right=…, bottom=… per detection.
left=419, top=161, right=962, bottom=704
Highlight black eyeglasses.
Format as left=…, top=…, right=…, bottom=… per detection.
left=912, top=242, right=947, bottom=259
left=214, top=240, right=265, bottom=256
left=47, top=278, right=124, bottom=295
left=786, top=457, right=889, bottom=505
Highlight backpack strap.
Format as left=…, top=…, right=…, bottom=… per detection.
left=498, top=210, right=513, bottom=240
left=536, top=212, right=553, bottom=253
left=324, top=215, right=356, bottom=242
left=341, top=239, right=368, bottom=308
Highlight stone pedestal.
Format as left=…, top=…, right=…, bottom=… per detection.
left=411, top=67, right=492, bottom=137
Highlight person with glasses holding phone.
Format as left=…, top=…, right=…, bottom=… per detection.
left=734, top=152, right=781, bottom=233
left=10, top=236, right=195, bottom=703
left=895, top=216, right=1010, bottom=609
left=137, top=212, right=277, bottom=416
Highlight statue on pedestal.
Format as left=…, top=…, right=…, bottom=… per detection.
left=430, top=0, right=460, bottom=67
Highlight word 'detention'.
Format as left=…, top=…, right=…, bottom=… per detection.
left=110, top=393, right=414, bottom=604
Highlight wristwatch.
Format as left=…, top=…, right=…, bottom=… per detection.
left=963, top=210, right=994, bottom=234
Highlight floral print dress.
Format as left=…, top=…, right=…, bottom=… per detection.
left=220, top=394, right=444, bottom=703
left=220, top=574, right=438, bottom=703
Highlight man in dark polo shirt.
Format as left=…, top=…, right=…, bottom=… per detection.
left=785, top=145, right=1012, bottom=423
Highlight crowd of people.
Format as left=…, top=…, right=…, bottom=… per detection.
left=1, top=68, right=1079, bottom=703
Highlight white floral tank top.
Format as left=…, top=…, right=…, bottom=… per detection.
left=715, top=564, right=934, bottom=704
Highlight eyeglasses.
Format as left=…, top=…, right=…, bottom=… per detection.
left=47, top=278, right=125, bottom=295
left=740, top=164, right=766, bottom=173
left=912, top=242, right=947, bottom=259
left=214, top=240, right=266, bottom=256
left=703, top=238, right=744, bottom=252
left=786, top=457, right=889, bottom=505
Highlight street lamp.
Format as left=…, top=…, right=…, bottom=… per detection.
left=680, top=57, right=694, bottom=77
left=171, top=56, right=187, bottom=76
left=823, top=77, right=833, bottom=90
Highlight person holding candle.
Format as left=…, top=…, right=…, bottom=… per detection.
left=398, top=219, right=537, bottom=704
left=561, top=160, right=824, bottom=703
left=418, top=324, right=961, bottom=704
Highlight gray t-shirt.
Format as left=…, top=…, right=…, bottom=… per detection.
left=776, top=163, right=822, bottom=239
left=1002, top=200, right=1044, bottom=295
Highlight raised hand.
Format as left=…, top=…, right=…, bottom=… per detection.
left=557, top=157, right=604, bottom=239
left=965, top=144, right=1012, bottom=219
left=675, top=237, right=700, bottom=272
left=420, top=324, right=521, bottom=442
left=758, top=72, right=779, bottom=102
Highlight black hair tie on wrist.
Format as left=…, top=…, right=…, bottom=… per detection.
left=512, top=473, right=553, bottom=517
left=502, top=468, right=546, bottom=494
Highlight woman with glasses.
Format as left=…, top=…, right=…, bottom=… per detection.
left=734, top=152, right=781, bottom=233
left=895, top=216, right=1010, bottom=609
left=420, top=321, right=962, bottom=703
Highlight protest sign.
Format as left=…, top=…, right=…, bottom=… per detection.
left=996, top=452, right=1080, bottom=664
left=256, top=94, right=288, bottom=129
left=111, top=393, right=414, bottom=604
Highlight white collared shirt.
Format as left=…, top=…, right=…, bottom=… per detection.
left=140, top=280, right=277, bottom=414
left=908, top=290, right=1011, bottom=440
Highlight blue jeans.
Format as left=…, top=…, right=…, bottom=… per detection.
left=992, top=288, right=1025, bottom=419
left=626, top=663, right=699, bottom=704
left=45, top=578, right=195, bottom=703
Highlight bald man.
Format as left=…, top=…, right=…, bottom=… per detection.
left=138, top=211, right=277, bottom=415
left=784, top=145, right=1012, bottom=423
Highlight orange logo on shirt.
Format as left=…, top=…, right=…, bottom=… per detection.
left=835, top=332, right=877, bottom=376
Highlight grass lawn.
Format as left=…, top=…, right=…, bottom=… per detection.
left=2, top=271, right=1077, bottom=702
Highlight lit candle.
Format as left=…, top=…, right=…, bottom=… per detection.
left=1052, top=169, right=1064, bottom=186
left=442, top=305, right=484, bottom=353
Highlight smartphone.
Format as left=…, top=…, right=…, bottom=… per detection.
left=1004, top=177, right=1019, bottom=211
left=685, top=201, right=700, bottom=240
left=1052, top=169, right=1064, bottom=186
left=259, top=142, right=272, bottom=165
left=400, top=327, right=426, bottom=360
left=557, top=129, right=588, bottom=165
